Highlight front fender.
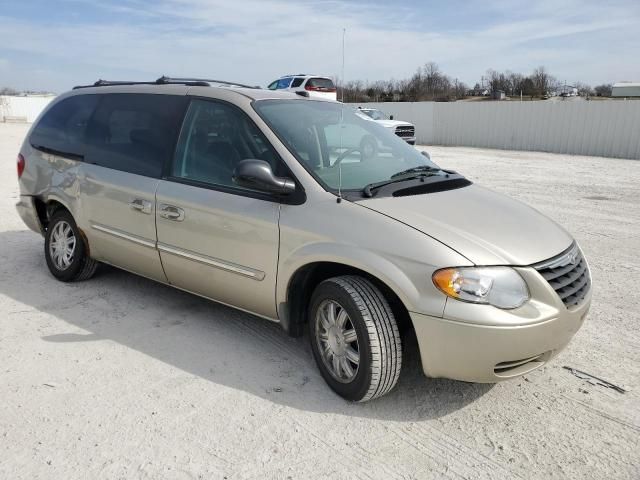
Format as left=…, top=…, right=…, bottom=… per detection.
left=277, top=242, right=421, bottom=313
left=276, top=239, right=465, bottom=320
left=276, top=197, right=472, bottom=331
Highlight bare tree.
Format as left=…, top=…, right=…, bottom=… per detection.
left=506, top=71, right=524, bottom=96
left=532, top=66, right=555, bottom=97
left=342, top=62, right=601, bottom=103
left=0, top=87, right=20, bottom=96
left=574, top=82, right=594, bottom=96
left=594, top=84, right=613, bottom=97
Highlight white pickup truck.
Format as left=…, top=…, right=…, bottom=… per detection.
left=357, top=107, right=416, bottom=145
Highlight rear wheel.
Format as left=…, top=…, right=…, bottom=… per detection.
left=309, top=276, right=402, bottom=402
left=44, top=210, right=98, bottom=282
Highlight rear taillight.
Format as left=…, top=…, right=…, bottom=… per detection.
left=17, top=154, right=25, bottom=178
left=18, top=153, right=25, bottom=178
left=305, top=85, right=337, bottom=93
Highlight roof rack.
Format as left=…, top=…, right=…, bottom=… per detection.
left=72, top=75, right=259, bottom=90
left=157, top=76, right=259, bottom=89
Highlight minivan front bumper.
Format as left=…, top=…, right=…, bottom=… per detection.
left=411, top=292, right=591, bottom=382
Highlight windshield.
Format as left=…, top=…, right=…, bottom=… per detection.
left=253, top=100, right=439, bottom=191
left=360, top=109, right=388, bottom=120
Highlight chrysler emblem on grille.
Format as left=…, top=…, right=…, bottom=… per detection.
left=567, top=250, right=579, bottom=265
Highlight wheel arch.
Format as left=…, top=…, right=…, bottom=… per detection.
left=37, top=197, right=91, bottom=257
left=34, top=197, right=72, bottom=231
left=278, top=257, right=414, bottom=338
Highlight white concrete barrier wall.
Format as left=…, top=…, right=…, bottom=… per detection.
left=359, top=101, right=640, bottom=160
left=0, top=96, right=55, bottom=123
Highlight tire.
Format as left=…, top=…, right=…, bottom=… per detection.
left=44, top=209, right=98, bottom=282
left=309, top=276, right=402, bottom=402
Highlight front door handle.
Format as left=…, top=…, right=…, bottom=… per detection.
left=128, top=198, right=152, bottom=214
left=159, top=204, right=185, bottom=221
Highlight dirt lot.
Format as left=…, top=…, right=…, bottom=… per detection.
left=1, top=122, right=639, bottom=479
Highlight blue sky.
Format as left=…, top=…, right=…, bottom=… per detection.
left=0, top=0, right=638, bottom=92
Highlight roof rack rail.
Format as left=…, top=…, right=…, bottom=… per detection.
left=72, top=76, right=258, bottom=90
left=156, top=76, right=259, bottom=89
left=72, top=78, right=209, bottom=90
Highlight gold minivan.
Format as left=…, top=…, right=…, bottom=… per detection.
left=16, top=78, right=591, bottom=401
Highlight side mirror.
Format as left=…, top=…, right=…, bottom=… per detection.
left=233, top=159, right=296, bottom=195
left=421, top=151, right=431, bottom=160
left=389, top=114, right=394, bottom=120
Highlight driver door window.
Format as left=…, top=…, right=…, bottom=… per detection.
left=171, top=99, right=280, bottom=192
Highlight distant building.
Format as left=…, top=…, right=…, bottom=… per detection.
left=612, top=82, right=640, bottom=97
left=491, top=90, right=506, bottom=100
left=556, top=85, right=578, bottom=97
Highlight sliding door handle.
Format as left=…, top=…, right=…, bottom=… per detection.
left=128, top=198, right=152, bottom=214
left=159, top=204, right=185, bottom=221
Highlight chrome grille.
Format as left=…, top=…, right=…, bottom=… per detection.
left=395, top=126, right=415, bottom=137
left=533, top=244, right=591, bottom=308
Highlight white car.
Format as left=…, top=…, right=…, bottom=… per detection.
left=267, top=75, right=337, bottom=101
left=358, top=107, right=416, bottom=145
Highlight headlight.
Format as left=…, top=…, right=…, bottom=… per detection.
left=432, top=267, right=529, bottom=309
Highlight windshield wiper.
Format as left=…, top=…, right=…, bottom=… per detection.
left=390, top=165, right=440, bottom=179
left=362, top=172, right=437, bottom=198
left=362, top=167, right=445, bottom=198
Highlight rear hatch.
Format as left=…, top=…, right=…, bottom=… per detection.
left=304, top=77, right=337, bottom=101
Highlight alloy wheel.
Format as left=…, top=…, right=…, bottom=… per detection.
left=48, top=220, right=76, bottom=271
left=314, top=299, right=360, bottom=383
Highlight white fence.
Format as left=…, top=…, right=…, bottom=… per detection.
left=0, top=95, right=55, bottom=123
left=362, top=100, right=640, bottom=160
left=3, top=95, right=639, bottom=159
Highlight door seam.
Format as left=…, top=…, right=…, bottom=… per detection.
left=274, top=203, right=282, bottom=320
left=153, top=180, right=170, bottom=283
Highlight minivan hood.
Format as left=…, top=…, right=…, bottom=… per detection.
left=359, top=184, right=573, bottom=266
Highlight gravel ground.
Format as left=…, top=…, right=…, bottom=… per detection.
left=1, top=122, right=639, bottom=479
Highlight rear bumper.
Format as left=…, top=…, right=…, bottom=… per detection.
left=410, top=296, right=590, bottom=382
left=15, top=196, right=43, bottom=235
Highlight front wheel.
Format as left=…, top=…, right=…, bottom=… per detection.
left=309, top=276, right=402, bottom=402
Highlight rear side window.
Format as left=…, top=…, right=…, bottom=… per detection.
left=86, top=94, right=186, bottom=178
left=291, top=77, right=304, bottom=88
left=276, top=77, right=293, bottom=89
left=306, top=77, right=335, bottom=90
left=30, top=94, right=99, bottom=158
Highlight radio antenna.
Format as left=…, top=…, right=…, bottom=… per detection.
left=337, top=27, right=346, bottom=203
left=341, top=27, right=346, bottom=104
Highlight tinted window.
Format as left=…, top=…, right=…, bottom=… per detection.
left=267, top=81, right=278, bottom=90
left=306, top=78, right=335, bottom=90
left=291, top=77, right=304, bottom=88
left=30, top=94, right=99, bottom=158
left=86, top=94, right=186, bottom=177
left=276, top=77, right=292, bottom=89
left=171, top=99, right=282, bottom=192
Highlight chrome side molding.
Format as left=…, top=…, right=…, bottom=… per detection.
left=157, top=242, right=265, bottom=281
left=90, top=222, right=156, bottom=249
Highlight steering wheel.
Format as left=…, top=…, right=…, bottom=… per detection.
left=331, top=148, right=362, bottom=168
